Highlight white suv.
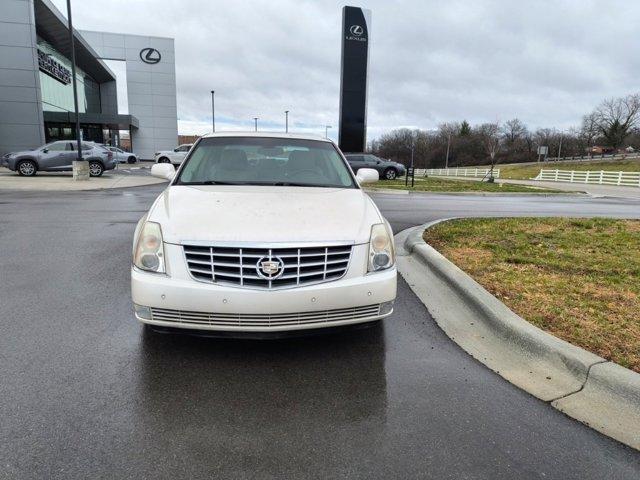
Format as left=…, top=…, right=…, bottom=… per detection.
left=132, top=133, right=397, bottom=334
left=154, top=144, right=193, bottom=165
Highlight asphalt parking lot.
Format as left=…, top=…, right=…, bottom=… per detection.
left=1, top=186, right=640, bottom=479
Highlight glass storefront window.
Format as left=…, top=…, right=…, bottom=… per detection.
left=37, top=37, right=101, bottom=114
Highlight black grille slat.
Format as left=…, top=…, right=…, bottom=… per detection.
left=183, top=244, right=353, bottom=289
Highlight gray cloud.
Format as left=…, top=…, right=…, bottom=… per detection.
left=52, top=0, right=640, bottom=140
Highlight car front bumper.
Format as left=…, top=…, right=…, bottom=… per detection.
left=131, top=244, right=397, bottom=332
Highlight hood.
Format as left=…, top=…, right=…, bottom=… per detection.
left=148, top=185, right=382, bottom=245
left=6, top=150, right=36, bottom=157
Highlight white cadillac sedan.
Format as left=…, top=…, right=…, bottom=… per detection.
left=131, top=132, right=396, bottom=334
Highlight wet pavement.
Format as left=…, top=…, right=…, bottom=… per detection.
left=1, top=186, right=639, bottom=479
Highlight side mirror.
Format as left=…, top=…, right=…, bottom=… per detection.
left=151, top=163, right=176, bottom=181
left=356, top=168, right=379, bottom=185
left=174, top=148, right=180, bottom=152
left=42, top=148, right=48, bottom=153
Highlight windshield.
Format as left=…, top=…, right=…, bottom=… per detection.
left=175, top=137, right=356, bottom=188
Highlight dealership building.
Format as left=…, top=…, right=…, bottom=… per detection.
left=1, top=0, right=178, bottom=159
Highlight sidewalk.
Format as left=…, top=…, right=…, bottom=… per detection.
left=0, top=167, right=166, bottom=191
left=431, top=175, right=640, bottom=199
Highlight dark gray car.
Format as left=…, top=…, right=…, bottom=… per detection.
left=344, top=153, right=406, bottom=180
left=2, top=141, right=116, bottom=177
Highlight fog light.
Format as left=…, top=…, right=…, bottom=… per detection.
left=379, top=300, right=394, bottom=315
left=134, top=304, right=152, bottom=320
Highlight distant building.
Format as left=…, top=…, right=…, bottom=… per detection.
left=0, top=0, right=178, bottom=159
left=178, top=134, right=201, bottom=145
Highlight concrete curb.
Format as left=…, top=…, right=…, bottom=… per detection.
left=396, top=220, right=640, bottom=450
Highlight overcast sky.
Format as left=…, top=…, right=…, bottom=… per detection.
left=51, top=0, right=639, bottom=141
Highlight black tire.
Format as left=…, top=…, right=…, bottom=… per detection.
left=383, top=168, right=397, bottom=180
left=158, top=157, right=170, bottom=163
left=89, top=161, right=104, bottom=177
left=127, top=156, right=136, bottom=164
left=17, top=160, right=37, bottom=177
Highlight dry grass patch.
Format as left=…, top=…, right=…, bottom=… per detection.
left=377, top=177, right=563, bottom=193
left=424, top=218, right=640, bottom=372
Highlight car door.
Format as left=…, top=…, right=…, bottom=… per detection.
left=108, top=147, right=120, bottom=162
left=39, top=142, right=73, bottom=171
left=364, top=155, right=384, bottom=174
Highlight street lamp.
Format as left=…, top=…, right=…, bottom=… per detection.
left=285, top=110, right=289, bottom=133
left=325, top=125, right=332, bottom=138
left=254, top=117, right=259, bottom=132
left=67, top=0, right=86, bottom=180
left=211, top=90, right=215, bottom=133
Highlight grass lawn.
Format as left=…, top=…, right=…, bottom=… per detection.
left=423, top=218, right=640, bottom=372
left=499, top=158, right=640, bottom=180
left=373, top=177, right=563, bottom=193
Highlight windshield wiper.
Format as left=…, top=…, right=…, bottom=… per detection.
left=271, top=182, right=330, bottom=187
left=179, top=180, right=240, bottom=185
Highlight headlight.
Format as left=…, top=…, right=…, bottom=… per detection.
left=368, top=223, right=395, bottom=272
left=133, top=221, right=165, bottom=273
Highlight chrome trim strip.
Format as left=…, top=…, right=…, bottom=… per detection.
left=171, top=240, right=358, bottom=248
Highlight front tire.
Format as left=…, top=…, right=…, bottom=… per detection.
left=383, top=168, right=397, bottom=180
left=158, top=157, right=170, bottom=164
left=127, top=156, right=136, bottom=164
left=17, top=160, right=37, bottom=176
left=89, top=161, right=104, bottom=177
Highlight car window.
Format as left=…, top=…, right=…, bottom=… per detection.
left=365, top=155, right=380, bottom=163
left=45, top=142, right=67, bottom=152
left=347, top=155, right=365, bottom=162
left=80, top=143, right=93, bottom=151
left=176, top=137, right=356, bottom=188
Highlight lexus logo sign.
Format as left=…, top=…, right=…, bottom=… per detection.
left=139, top=48, right=161, bottom=64
left=349, top=25, right=363, bottom=36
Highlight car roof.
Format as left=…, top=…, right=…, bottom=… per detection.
left=200, top=131, right=332, bottom=143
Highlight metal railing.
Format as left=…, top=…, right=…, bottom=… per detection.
left=534, top=169, right=640, bottom=187
left=416, top=167, right=500, bottom=178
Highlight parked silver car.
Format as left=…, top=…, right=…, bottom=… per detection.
left=107, top=146, right=138, bottom=164
left=2, top=141, right=116, bottom=177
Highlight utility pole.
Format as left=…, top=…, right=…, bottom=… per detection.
left=211, top=90, right=215, bottom=133
left=325, top=125, right=331, bottom=138
left=557, top=132, right=563, bottom=161
left=67, top=0, right=86, bottom=180
left=254, top=117, right=258, bottom=132
left=285, top=110, right=289, bottom=133
left=445, top=131, right=451, bottom=169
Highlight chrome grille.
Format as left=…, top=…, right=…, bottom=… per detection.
left=183, top=244, right=353, bottom=289
left=150, top=304, right=382, bottom=328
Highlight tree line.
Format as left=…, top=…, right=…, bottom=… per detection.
left=369, top=93, right=640, bottom=168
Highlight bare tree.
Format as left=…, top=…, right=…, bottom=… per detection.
left=592, top=94, right=640, bottom=148
left=501, top=118, right=528, bottom=145
left=476, top=122, right=501, bottom=181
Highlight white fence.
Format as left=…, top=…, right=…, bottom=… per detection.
left=414, top=167, right=500, bottom=178
left=534, top=169, right=640, bottom=187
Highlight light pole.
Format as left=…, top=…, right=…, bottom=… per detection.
left=67, top=0, right=86, bottom=180
left=254, top=117, right=258, bottom=132
left=285, top=110, right=289, bottom=133
left=325, top=125, right=332, bottom=138
left=211, top=90, right=215, bottom=133
left=445, top=132, right=451, bottom=169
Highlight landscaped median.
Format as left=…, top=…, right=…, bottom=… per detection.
left=373, top=177, right=565, bottom=193
left=424, top=218, right=640, bottom=372
left=396, top=217, right=640, bottom=450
